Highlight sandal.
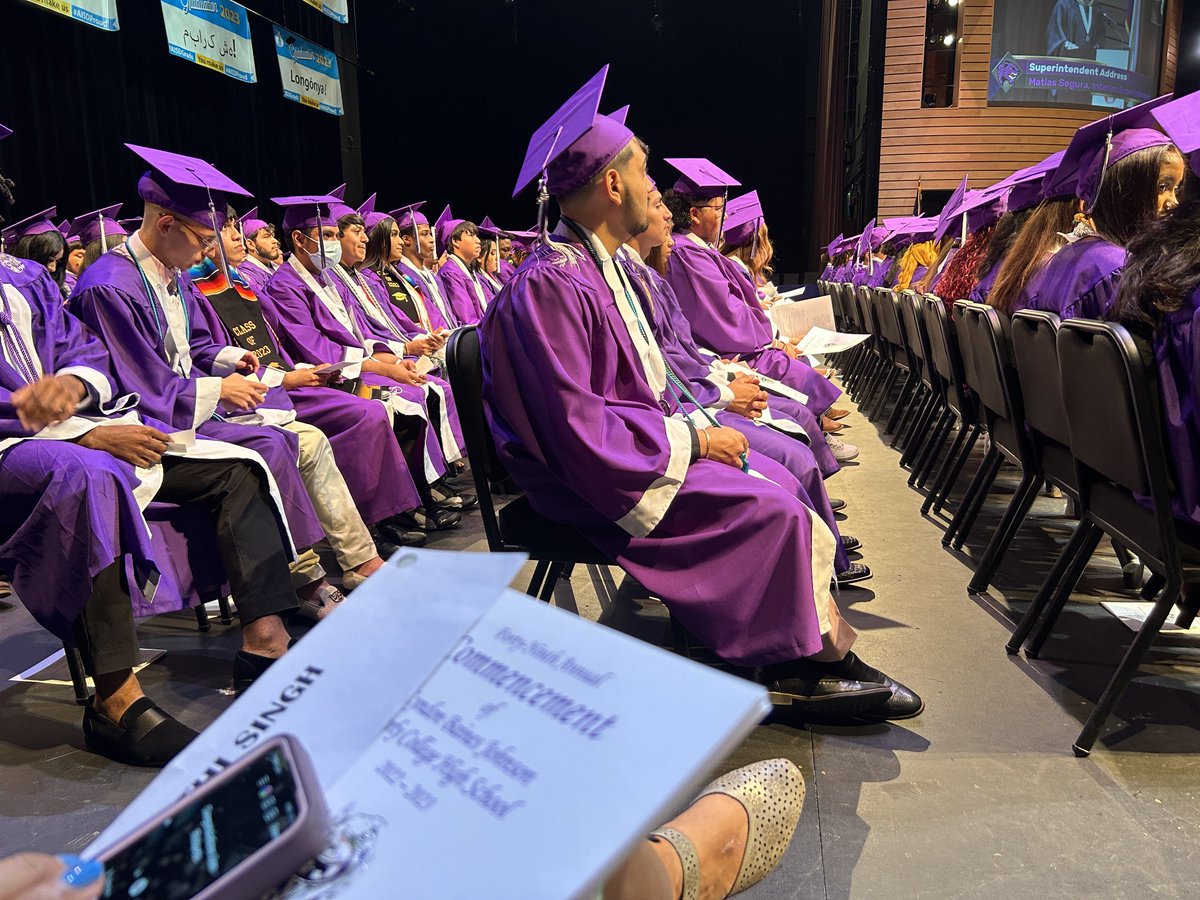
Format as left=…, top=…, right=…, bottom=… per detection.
left=648, top=758, right=806, bottom=898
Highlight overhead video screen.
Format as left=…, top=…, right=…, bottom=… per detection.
left=988, top=0, right=1165, bottom=110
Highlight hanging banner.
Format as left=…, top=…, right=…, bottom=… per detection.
left=159, top=0, right=256, bottom=84
left=300, top=0, right=348, bottom=25
left=21, top=0, right=119, bottom=31
left=272, top=25, right=344, bottom=116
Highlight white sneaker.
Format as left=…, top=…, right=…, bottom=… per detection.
left=825, top=434, right=860, bottom=461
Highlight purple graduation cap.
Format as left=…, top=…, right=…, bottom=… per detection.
left=607, top=105, right=630, bottom=126
left=126, top=144, right=252, bottom=231
left=239, top=206, right=271, bottom=238
left=57, top=220, right=73, bottom=242
left=1006, top=150, right=1066, bottom=212
left=1151, top=90, right=1200, bottom=177
left=664, top=158, right=741, bottom=200
left=119, top=217, right=143, bottom=231
left=934, top=176, right=969, bottom=243
left=1040, top=94, right=1171, bottom=202
left=359, top=193, right=391, bottom=230
left=826, top=233, right=845, bottom=257
left=1078, top=128, right=1173, bottom=209
left=0, top=123, right=11, bottom=141
left=435, top=204, right=465, bottom=255
left=507, top=229, right=540, bottom=252
left=329, top=183, right=347, bottom=200
left=721, top=190, right=764, bottom=249
left=1, top=206, right=59, bottom=246
left=67, top=203, right=127, bottom=248
left=512, top=65, right=611, bottom=198
left=271, top=194, right=342, bottom=235
left=391, top=201, right=428, bottom=246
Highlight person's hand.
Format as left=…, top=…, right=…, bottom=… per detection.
left=233, top=350, right=259, bottom=373
left=772, top=339, right=799, bottom=359
left=700, top=426, right=749, bottom=468
left=10, top=375, right=87, bottom=432
left=310, top=364, right=343, bottom=387
left=0, top=853, right=104, bottom=899
left=388, top=360, right=427, bottom=386
left=282, top=369, right=322, bottom=390
left=404, top=336, right=440, bottom=357
left=727, top=375, right=768, bottom=420
left=77, top=424, right=170, bottom=468
left=220, top=373, right=269, bottom=410
left=1064, top=40, right=1079, bottom=50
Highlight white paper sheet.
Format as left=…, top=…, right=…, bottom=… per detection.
left=796, top=326, right=870, bottom=356
left=769, top=295, right=835, bottom=341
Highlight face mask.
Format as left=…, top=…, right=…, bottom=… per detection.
left=308, top=238, right=342, bottom=270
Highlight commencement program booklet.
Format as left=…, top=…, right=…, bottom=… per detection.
left=91, top=549, right=772, bottom=899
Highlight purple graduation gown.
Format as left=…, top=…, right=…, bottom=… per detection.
left=1153, top=287, right=1200, bottom=526
left=0, top=256, right=161, bottom=641
left=968, top=264, right=1001, bottom=305
left=436, top=257, right=487, bottom=325
left=238, top=256, right=277, bottom=298
left=664, top=235, right=842, bottom=416
left=370, top=264, right=451, bottom=334
left=1017, top=237, right=1125, bottom=320
left=259, top=258, right=448, bottom=481
left=330, top=267, right=465, bottom=458
left=69, top=251, right=325, bottom=552
left=482, top=238, right=837, bottom=666
left=186, top=264, right=420, bottom=523
left=619, top=252, right=850, bottom=572
left=498, top=259, right=516, bottom=284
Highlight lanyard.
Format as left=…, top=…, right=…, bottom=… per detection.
left=559, top=219, right=747, bottom=472
left=0, top=284, right=40, bottom=385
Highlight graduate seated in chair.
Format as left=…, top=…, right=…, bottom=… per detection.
left=434, top=208, right=489, bottom=326
left=482, top=70, right=920, bottom=724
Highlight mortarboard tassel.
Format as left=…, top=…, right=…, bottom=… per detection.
left=1086, top=125, right=1116, bottom=216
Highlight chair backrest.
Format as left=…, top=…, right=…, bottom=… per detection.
left=875, top=288, right=903, bottom=348
left=922, top=295, right=974, bottom=419
left=1057, top=319, right=1179, bottom=569
left=899, top=290, right=932, bottom=385
left=839, top=283, right=861, bottom=331
left=955, top=300, right=1030, bottom=462
left=444, top=325, right=507, bottom=552
left=1011, top=310, right=1071, bottom=448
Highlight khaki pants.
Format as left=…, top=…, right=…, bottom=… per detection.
left=284, top=421, right=377, bottom=588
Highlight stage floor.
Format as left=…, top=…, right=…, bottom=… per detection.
left=3, top=388, right=1200, bottom=898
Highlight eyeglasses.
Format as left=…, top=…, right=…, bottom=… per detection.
left=695, top=204, right=725, bottom=213
left=177, top=219, right=219, bottom=250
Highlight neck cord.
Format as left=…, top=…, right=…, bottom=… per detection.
left=126, top=238, right=190, bottom=355
left=0, top=285, right=40, bottom=384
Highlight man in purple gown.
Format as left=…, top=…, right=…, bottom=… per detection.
left=394, top=202, right=460, bottom=329
left=483, top=70, right=919, bottom=721
left=434, top=206, right=488, bottom=325
left=237, top=206, right=280, bottom=296
left=260, top=195, right=461, bottom=531
left=0, top=244, right=299, bottom=767
left=70, top=152, right=371, bottom=619
left=187, top=208, right=429, bottom=556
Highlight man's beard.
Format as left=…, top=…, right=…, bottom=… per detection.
left=622, top=190, right=649, bottom=238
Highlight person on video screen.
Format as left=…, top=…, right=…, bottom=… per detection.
left=1047, top=0, right=1105, bottom=56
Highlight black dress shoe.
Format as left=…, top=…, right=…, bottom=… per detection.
left=83, top=697, right=198, bottom=767
left=840, top=534, right=861, bottom=551
left=368, top=525, right=401, bottom=558
left=232, top=649, right=284, bottom=694
left=397, top=507, right=461, bottom=532
left=764, top=675, right=892, bottom=718
left=829, top=498, right=847, bottom=512
left=835, top=652, right=924, bottom=720
left=377, top=521, right=428, bottom=547
left=834, top=562, right=872, bottom=586
left=431, top=482, right=478, bottom=511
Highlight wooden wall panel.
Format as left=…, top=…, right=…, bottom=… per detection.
left=877, top=0, right=1182, bottom=217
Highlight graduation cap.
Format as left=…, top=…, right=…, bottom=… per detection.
left=826, top=232, right=845, bottom=257
left=664, top=158, right=741, bottom=200
left=57, top=220, right=73, bottom=243
left=390, top=201, right=428, bottom=248
left=435, top=204, right=467, bottom=255
left=513, top=65, right=610, bottom=198
left=1151, top=90, right=1200, bottom=178
left=478, top=216, right=507, bottom=241
left=67, top=203, right=127, bottom=248
left=1, top=206, right=59, bottom=247
left=359, top=193, right=391, bottom=231
left=933, top=176, right=968, bottom=245
left=272, top=194, right=342, bottom=235
left=119, top=216, right=143, bottom=231
left=507, top=229, right=540, bottom=252
left=607, top=105, right=630, bottom=127
left=239, top=206, right=271, bottom=238
left=721, top=190, right=764, bottom=250
left=936, top=183, right=1009, bottom=242
left=1040, top=95, right=1172, bottom=205
left=0, top=123, right=10, bottom=141
left=1006, top=150, right=1066, bottom=213
left=329, top=183, right=347, bottom=200
left=126, top=143, right=251, bottom=230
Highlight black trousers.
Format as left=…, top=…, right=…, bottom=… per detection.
left=77, top=457, right=298, bottom=677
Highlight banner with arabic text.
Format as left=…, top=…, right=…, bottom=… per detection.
left=300, top=0, right=348, bottom=24
left=272, top=25, right=343, bottom=116
left=160, top=0, right=256, bottom=84
left=21, top=0, right=118, bottom=31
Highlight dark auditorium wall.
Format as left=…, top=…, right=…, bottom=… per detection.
left=876, top=0, right=1183, bottom=218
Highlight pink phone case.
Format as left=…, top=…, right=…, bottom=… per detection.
left=99, top=734, right=330, bottom=900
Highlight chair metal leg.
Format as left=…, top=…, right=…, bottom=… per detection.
left=933, top=425, right=981, bottom=514
left=868, top=366, right=899, bottom=422
left=194, top=604, right=211, bottom=633
left=1005, top=520, right=1102, bottom=653
left=968, top=469, right=1044, bottom=593
left=896, top=388, right=932, bottom=454
left=64, top=644, right=91, bottom=706
left=922, top=421, right=968, bottom=515
left=900, top=394, right=941, bottom=469
left=889, top=383, right=924, bottom=449
left=943, top=447, right=1001, bottom=547
left=525, top=559, right=550, bottom=597
left=951, top=451, right=1005, bottom=551
left=537, top=562, right=564, bottom=603
left=884, top=373, right=916, bottom=435
left=1025, top=524, right=1106, bottom=657
left=915, top=412, right=956, bottom=489
left=909, top=409, right=951, bottom=487
left=217, top=595, right=234, bottom=625
left=1073, top=576, right=1183, bottom=756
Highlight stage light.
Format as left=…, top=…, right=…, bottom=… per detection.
left=943, top=33, right=955, bottom=46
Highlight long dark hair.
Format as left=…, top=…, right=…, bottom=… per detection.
left=363, top=217, right=397, bottom=272
left=1109, top=194, right=1200, bottom=328
left=1091, top=143, right=1183, bottom=247
left=987, top=197, right=1077, bottom=315
left=12, top=230, right=67, bottom=289
left=976, top=208, right=1031, bottom=282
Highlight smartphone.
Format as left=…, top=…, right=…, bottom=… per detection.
left=98, top=734, right=330, bottom=900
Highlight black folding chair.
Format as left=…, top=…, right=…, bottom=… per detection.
left=1007, top=319, right=1200, bottom=755
left=445, top=326, right=611, bottom=601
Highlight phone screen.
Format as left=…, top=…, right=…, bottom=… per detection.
left=101, top=747, right=301, bottom=899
